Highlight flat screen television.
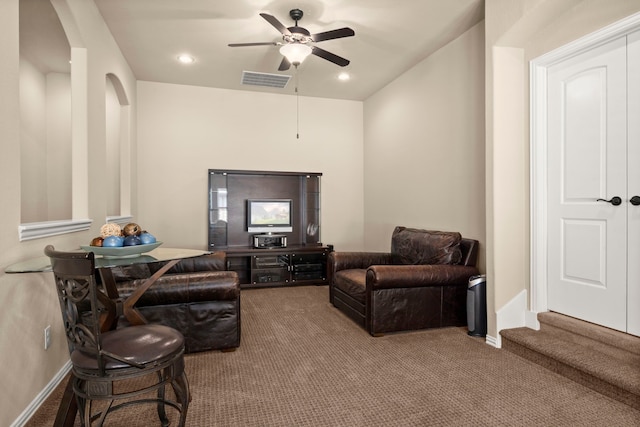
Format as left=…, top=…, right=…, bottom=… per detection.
left=247, top=199, right=293, bottom=233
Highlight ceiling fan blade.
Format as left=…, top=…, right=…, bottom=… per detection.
left=260, top=13, right=292, bottom=36
left=311, top=27, right=355, bottom=42
left=228, top=42, right=278, bottom=47
left=278, top=57, right=291, bottom=71
left=311, top=46, right=350, bottom=67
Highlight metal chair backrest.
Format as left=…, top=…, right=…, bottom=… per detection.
left=44, top=245, right=107, bottom=373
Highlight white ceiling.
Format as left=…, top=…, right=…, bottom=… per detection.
left=94, top=0, right=484, bottom=101
left=23, top=0, right=485, bottom=101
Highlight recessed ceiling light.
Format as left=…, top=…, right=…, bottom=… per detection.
left=338, top=72, right=350, bottom=81
left=177, top=54, right=195, bottom=64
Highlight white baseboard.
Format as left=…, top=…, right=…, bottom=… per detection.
left=525, top=310, right=540, bottom=330
left=494, top=289, right=528, bottom=348
left=11, top=361, right=72, bottom=427
left=485, top=334, right=499, bottom=348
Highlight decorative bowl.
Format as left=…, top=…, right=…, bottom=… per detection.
left=80, top=241, right=163, bottom=258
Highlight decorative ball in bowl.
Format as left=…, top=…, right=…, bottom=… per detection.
left=83, top=222, right=161, bottom=258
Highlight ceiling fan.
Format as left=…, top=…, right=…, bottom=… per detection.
left=228, top=8, right=355, bottom=71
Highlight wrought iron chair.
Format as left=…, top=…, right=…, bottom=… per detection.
left=44, top=245, right=190, bottom=426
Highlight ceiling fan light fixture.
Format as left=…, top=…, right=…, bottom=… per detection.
left=279, top=43, right=312, bottom=66
left=177, top=54, right=195, bottom=64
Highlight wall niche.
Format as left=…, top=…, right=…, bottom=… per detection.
left=19, top=0, right=72, bottom=223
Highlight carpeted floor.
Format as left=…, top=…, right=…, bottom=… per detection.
left=25, top=285, right=640, bottom=426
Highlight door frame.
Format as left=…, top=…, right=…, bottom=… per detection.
left=530, top=12, right=640, bottom=321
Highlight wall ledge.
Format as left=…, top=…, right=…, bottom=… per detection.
left=19, top=219, right=92, bottom=241
left=105, top=215, right=133, bottom=226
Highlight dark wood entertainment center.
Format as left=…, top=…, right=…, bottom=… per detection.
left=208, top=169, right=330, bottom=288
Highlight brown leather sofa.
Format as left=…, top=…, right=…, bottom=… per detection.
left=329, top=226, right=480, bottom=336
left=107, top=252, right=241, bottom=353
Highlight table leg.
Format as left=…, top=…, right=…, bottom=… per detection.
left=122, top=259, right=180, bottom=325
left=53, top=376, right=77, bottom=427
left=97, top=259, right=180, bottom=326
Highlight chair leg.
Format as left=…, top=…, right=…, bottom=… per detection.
left=74, top=365, right=188, bottom=426
left=83, top=398, right=92, bottom=427
left=72, top=378, right=88, bottom=427
left=96, top=399, right=114, bottom=427
left=181, top=371, right=191, bottom=403
left=156, top=371, right=170, bottom=427
left=173, top=372, right=190, bottom=427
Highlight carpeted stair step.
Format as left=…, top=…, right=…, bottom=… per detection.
left=537, top=312, right=640, bottom=355
left=500, top=313, right=640, bottom=410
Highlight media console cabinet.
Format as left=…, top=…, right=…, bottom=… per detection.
left=208, top=169, right=329, bottom=288
left=225, top=245, right=330, bottom=288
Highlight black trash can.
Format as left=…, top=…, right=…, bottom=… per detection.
left=467, top=274, right=487, bottom=337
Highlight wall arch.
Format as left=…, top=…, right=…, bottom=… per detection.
left=105, top=73, right=132, bottom=222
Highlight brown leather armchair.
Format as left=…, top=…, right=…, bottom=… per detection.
left=329, top=226, right=480, bottom=336
left=108, top=252, right=241, bottom=352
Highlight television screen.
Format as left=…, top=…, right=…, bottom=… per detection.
left=247, top=199, right=293, bottom=233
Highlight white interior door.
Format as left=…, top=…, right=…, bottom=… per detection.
left=547, top=36, right=629, bottom=332
left=627, top=30, right=640, bottom=336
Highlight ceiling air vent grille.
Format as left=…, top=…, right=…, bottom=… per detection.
left=241, top=71, right=290, bottom=88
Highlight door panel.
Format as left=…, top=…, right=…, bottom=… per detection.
left=563, top=69, right=607, bottom=199
left=628, top=30, right=640, bottom=336
left=562, top=219, right=606, bottom=287
left=547, top=36, right=628, bottom=332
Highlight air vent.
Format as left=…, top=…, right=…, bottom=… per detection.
left=241, top=71, right=290, bottom=88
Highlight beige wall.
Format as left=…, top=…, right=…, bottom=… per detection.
left=136, top=82, right=365, bottom=251
left=485, top=0, right=640, bottom=337
left=19, top=57, right=48, bottom=222
left=363, top=22, right=486, bottom=259
left=46, top=72, right=73, bottom=221
left=0, top=0, right=137, bottom=425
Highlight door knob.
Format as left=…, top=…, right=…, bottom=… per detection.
left=631, top=196, right=640, bottom=206
left=596, top=196, right=622, bottom=206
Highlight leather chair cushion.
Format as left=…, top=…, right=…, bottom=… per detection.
left=391, top=226, right=462, bottom=265
left=148, top=253, right=226, bottom=275
left=110, top=253, right=227, bottom=282
left=334, top=269, right=367, bottom=304
left=71, top=324, right=184, bottom=370
left=116, top=272, right=239, bottom=305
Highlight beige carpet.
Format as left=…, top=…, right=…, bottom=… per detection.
left=26, top=285, right=640, bottom=426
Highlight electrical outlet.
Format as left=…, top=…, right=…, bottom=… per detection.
left=44, top=325, right=51, bottom=350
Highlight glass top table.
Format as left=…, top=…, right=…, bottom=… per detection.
left=5, top=247, right=210, bottom=273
